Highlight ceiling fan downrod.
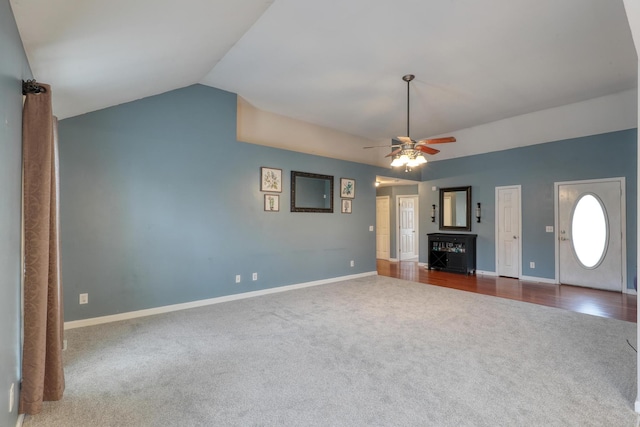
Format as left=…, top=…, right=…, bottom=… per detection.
left=402, top=74, right=414, bottom=138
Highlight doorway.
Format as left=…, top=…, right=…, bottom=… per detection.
left=555, top=178, right=625, bottom=292
left=397, top=196, right=419, bottom=260
left=496, top=185, right=522, bottom=278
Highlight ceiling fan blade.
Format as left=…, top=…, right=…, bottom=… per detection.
left=384, top=147, right=403, bottom=158
left=396, top=136, right=413, bottom=144
left=416, top=145, right=440, bottom=155
left=363, top=144, right=401, bottom=149
left=416, top=136, right=456, bottom=145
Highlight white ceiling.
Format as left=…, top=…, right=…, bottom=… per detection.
left=11, top=0, right=637, bottom=162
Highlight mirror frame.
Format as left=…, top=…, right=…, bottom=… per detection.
left=290, top=171, right=334, bottom=213
left=439, top=186, right=472, bottom=231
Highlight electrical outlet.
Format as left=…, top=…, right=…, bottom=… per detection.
left=350, top=260, right=354, bottom=267
left=9, top=383, right=14, bottom=413
left=546, top=226, right=554, bottom=233
left=530, top=262, right=535, bottom=269
left=235, top=275, right=241, bottom=283
left=79, top=293, right=88, bottom=304
left=252, top=272, right=257, bottom=281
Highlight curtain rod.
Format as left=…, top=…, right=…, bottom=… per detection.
left=22, top=79, right=47, bottom=95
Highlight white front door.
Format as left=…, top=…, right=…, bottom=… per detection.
left=398, top=196, right=418, bottom=260
left=496, top=186, right=521, bottom=278
left=557, top=179, right=625, bottom=291
left=376, top=196, right=390, bottom=260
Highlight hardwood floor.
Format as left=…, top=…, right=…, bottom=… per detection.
left=377, top=259, right=637, bottom=323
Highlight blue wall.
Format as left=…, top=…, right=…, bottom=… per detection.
left=58, top=84, right=408, bottom=321
left=0, top=0, right=31, bottom=423
left=58, top=84, right=638, bottom=325
left=418, top=129, right=637, bottom=289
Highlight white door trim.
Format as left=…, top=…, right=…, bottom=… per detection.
left=376, top=196, right=391, bottom=260
left=554, top=177, right=627, bottom=291
left=495, top=185, right=522, bottom=278
left=396, top=195, right=419, bottom=260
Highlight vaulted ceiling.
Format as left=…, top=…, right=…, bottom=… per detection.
left=11, top=0, right=637, bottom=164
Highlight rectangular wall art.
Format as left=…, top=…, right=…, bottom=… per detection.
left=261, top=167, right=282, bottom=192
left=340, top=178, right=355, bottom=198
left=264, top=194, right=280, bottom=212
left=341, top=199, right=352, bottom=214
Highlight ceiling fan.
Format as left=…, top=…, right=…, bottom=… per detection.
left=364, top=74, right=456, bottom=170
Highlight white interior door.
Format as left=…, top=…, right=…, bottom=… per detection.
left=376, top=196, right=390, bottom=260
left=557, top=179, right=624, bottom=291
left=398, top=196, right=418, bottom=260
left=496, top=186, right=521, bottom=278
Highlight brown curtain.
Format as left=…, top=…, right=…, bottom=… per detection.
left=19, top=84, right=65, bottom=415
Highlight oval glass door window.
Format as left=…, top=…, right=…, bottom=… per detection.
left=571, top=194, right=608, bottom=268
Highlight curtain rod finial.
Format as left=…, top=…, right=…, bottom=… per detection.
left=22, top=79, right=47, bottom=95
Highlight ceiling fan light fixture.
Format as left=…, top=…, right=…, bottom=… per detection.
left=390, top=155, right=404, bottom=167
left=384, top=74, right=455, bottom=168
left=407, top=158, right=420, bottom=168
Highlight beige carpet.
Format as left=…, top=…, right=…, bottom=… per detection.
left=23, top=276, right=639, bottom=426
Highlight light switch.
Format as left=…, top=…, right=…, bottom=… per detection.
left=546, top=226, right=554, bottom=233
left=369, top=225, right=374, bottom=231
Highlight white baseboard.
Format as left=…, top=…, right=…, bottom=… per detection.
left=476, top=270, right=498, bottom=276
left=478, top=271, right=557, bottom=283
left=64, top=271, right=378, bottom=330
left=479, top=272, right=636, bottom=293
left=518, top=276, right=636, bottom=292
left=519, top=275, right=557, bottom=284
left=389, top=258, right=398, bottom=262
left=478, top=271, right=556, bottom=283
left=16, top=414, right=24, bottom=427
left=421, top=267, right=496, bottom=276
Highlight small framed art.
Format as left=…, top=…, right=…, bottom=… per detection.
left=264, top=194, right=280, bottom=212
left=261, top=167, right=282, bottom=193
left=341, top=199, right=352, bottom=214
left=340, top=178, right=355, bottom=198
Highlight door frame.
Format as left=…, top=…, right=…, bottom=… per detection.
left=495, top=185, right=522, bottom=278
left=396, top=195, right=419, bottom=260
left=554, top=177, right=627, bottom=290
left=376, top=196, right=391, bottom=260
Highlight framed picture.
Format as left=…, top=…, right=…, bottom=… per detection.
left=340, top=178, right=355, bottom=198
left=264, top=194, right=280, bottom=212
left=341, top=199, right=352, bottom=214
left=261, top=167, right=282, bottom=193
